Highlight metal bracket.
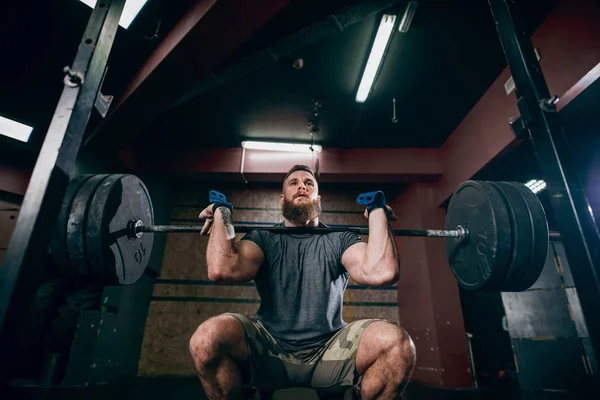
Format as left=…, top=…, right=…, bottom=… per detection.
left=540, top=95, right=559, bottom=113
left=509, top=116, right=526, bottom=139
left=516, top=96, right=532, bottom=128
left=510, top=95, right=560, bottom=138
left=94, top=66, right=113, bottom=118
left=95, top=92, right=113, bottom=118
left=63, top=66, right=84, bottom=88
left=509, top=96, right=532, bottom=139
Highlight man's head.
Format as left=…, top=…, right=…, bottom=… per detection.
left=280, top=165, right=321, bottom=225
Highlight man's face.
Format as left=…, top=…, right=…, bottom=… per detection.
left=280, top=171, right=321, bottom=223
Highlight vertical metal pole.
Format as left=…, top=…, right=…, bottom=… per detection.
left=0, top=0, right=125, bottom=380
left=466, top=332, right=479, bottom=388
left=489, top=0, right=600, bottom=358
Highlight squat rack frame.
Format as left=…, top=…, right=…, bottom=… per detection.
left=0, top=0, right=126, bottom=379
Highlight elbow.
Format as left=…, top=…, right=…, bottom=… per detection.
left=207, top=253, right=239, bottom=283
left=208, top=270, right=226, bottom=283
left=207, top=263, right=229, bottom=284
left=376, top=269, right=399, bottom=286
left=370, top=259, right=399, bottom=286
left=208, top=271, right=236, bottom=285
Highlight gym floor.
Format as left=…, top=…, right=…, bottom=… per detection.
left=5, top=377, right=586, bottom=400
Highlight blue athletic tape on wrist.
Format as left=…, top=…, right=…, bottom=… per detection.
left=356, top=190, right=389, bottom=215
left=209, top=190, right=233, bottom=213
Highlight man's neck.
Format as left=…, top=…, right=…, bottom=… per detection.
left=283, top=218, right=319, bottom=228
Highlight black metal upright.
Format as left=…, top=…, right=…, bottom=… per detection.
left=489, top=0, right=600, bottom=359
left=0, top=0, right=125, bottom=380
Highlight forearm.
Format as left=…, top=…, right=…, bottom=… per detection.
left=206, top=208, right=239, bottom=280
left=364, top=208, right=399, bottom=283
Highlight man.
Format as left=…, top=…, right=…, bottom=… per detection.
left=189, top=165, right=415, bottom=399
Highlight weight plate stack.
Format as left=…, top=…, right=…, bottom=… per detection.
left=86, top=174, right=154, bottom=285
left=51, top=175, right=95, bottom=278
left=505, top=182, right=549, bottom=291
left=445, top=181, right=513, bottom=291
left=489, top=182, right=535, bottom=292
left=65, top=175, right=110, bottom=278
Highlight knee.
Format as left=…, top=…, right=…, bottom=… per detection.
left=381, top=326, right=416, bottom=369
left=189, top=315, right=236, bottom=366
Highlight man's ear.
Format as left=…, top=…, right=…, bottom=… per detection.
left=317, top=195, right=321, bottom=204
left=280, top=193, right=284, bottom=206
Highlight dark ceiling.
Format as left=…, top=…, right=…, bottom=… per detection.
left=0, top=0, right=192, bottom=162
left=0, top=0, right=558, bottom=164
left=140, top=0, right=557, bottom=150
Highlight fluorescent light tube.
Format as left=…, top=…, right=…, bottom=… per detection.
left=355, top=14, right=397, bottom=103
left=80, top=0, right=148, bottom=29
left=0, top=116, right=33, bottom=142
left=241, top=141, right=322, bottom=153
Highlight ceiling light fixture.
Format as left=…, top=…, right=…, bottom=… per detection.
left=241, top=141, right=322, bottom=153
left=79, top=0, right=148, bottom=29
left=525, top=179, right=547, bottom=194
left=355, top=14, right=397, bottom=103
left=0, top=115, right=33, bottom=142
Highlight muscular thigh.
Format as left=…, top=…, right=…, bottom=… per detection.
left=311, top=319, right=382, bottom=392
left=355, top=321, right=407, bottom=375
left=191, top=313, right=249, bottom=363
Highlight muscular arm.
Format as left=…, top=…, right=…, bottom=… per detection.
left=341, top=208, right=399, bottom=286
left=206, top=207, right=264, bottom=284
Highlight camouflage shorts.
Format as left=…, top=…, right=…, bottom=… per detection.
left=225, top=313, right=388, bottom=393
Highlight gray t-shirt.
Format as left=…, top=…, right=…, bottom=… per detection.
left=241, top=222, right=362, bottom=351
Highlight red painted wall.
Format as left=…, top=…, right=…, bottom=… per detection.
left=0, top=165, right=31, bottom=196
left=138, top=148, right=444, bottom=183
left=392, top=185, right=472, bottom=387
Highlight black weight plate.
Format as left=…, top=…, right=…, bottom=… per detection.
left=506, top=182, right=549, bottom=291
left=51, top=175, right=94, bottom=277
left=489, top=182, right=534, bottom=292
left=85, top=174, right=126, bottom=280
left=86, top=174, right=154, bottom=285
left=445, top=181, right=512, bottom=290
left=66, top=175, right=110, bottom=278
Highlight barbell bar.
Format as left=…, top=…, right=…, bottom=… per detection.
left=134, top=223, right=561, bottom=240
left=132, top=222, right=468, bottom=240
left=51, top=174, right=553, bottom=292
left=132, top=222, right=560, bottom=242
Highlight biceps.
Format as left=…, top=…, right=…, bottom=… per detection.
left=341, top=242, right=368, bottom=284
left=233, top=240, right=264, bottom=282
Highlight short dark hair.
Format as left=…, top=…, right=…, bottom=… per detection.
left=283, top=165, right=316, bottom=183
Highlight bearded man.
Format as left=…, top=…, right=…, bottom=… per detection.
left=189, top=165, right=415, bottom=399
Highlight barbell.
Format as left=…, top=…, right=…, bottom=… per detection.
left=50, top=174, right=551, bottom=292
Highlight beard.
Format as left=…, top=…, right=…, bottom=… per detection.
left=282, top=196, right=321, bottom=225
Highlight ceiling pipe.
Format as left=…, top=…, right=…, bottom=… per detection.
left=398, top=0, right=418, bottom=32
left=167, top=0, right=402, bottom=111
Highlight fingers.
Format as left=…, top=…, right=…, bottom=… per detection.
left=199, top=205, right=214, bottom=220
left=200, top=217, right=213, bottom=236
left=386, top=205, right=398, bottom=221
left=199, top=205, right=214, bottom=236
left=363, top=206, right=398, bottom=221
